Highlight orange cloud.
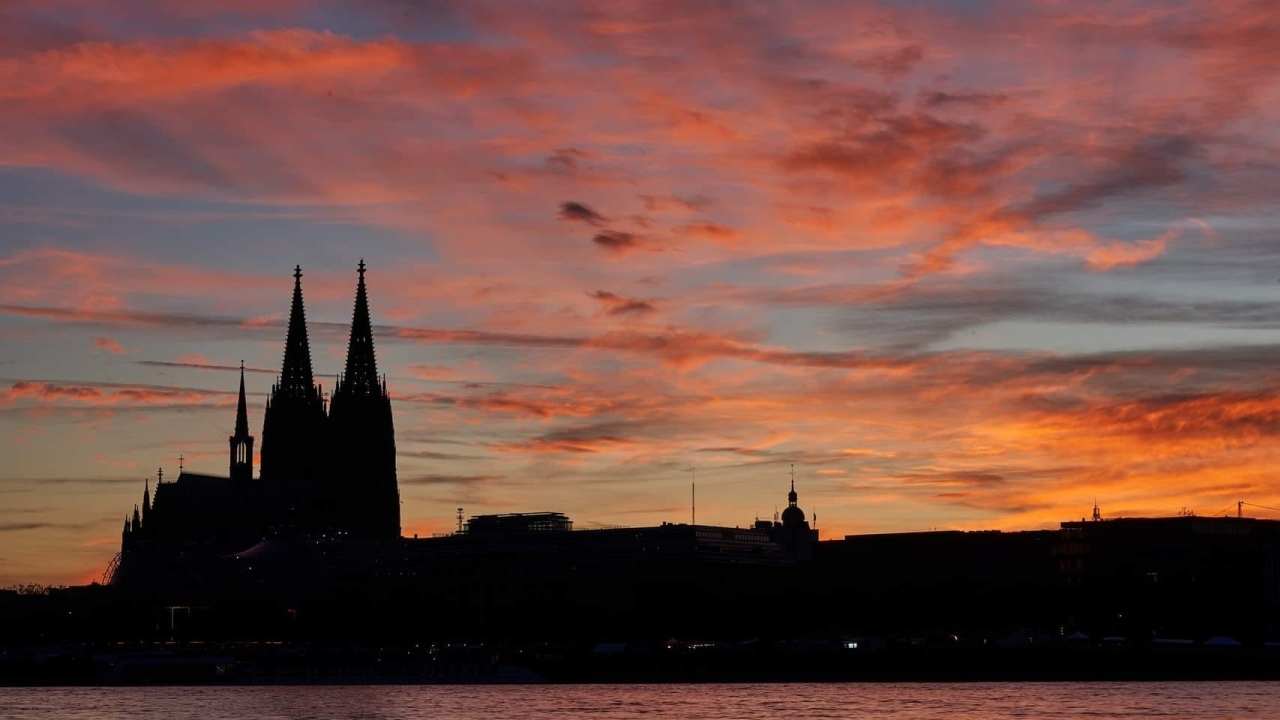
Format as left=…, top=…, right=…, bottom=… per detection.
left=490, top=435, right=637, bottom=455
left=91, top=337, right=127, bottom=355
left=1085, top=229, right=1179, bottom=271
left=5, top=380, right=232, bottom=406
left=675, top=222, right=743, bottom=246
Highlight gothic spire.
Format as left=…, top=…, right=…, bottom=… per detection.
left=235, top=360, right=250, bottom=437
left=340, top=259, right=380, bottom=396
left=229, top=357, right=256, bottom=482
left=279, top=265, right=316, bottom=395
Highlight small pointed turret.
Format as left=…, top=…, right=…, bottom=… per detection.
left=141, top=479, right=151, bottom=527
left=230, top=360, right=256, bottom=482
left=235, top=361, right=249, bottom=437
left=788, top=464, right=798, bottom=507
left=131, top=504, right=141, bottom=533
left=781, top=465, right=806, bottom=528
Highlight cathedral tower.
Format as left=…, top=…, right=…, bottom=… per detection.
left=229, top=361, right=255, bottom=482
left=259, top=266, right=328, bottom=524
left=327, top=260, right=400, bottom=539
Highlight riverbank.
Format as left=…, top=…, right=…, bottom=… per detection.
left=6, top=641, right=1280, bottom=685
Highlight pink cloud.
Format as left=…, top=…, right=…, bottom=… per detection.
left=91, top=337, right=127, bottom=355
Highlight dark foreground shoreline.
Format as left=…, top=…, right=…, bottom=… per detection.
left=6, top=643, right=1280, bottom=685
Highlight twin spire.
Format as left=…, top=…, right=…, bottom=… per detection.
left=278, top=265, right=317, bottom=397
left=276, top=261, right=382, bottom=400
left=338, top=259, right=381, bottom=397
left=128, top=260, right=394, bottom=552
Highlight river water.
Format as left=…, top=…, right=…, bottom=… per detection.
left=2, top=683, right=1277, bottom=719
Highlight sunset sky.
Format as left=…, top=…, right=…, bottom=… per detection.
left=3, top=0, right=1280, bottom=585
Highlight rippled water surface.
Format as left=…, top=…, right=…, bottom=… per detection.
left=3, top=683, right=1280, bottom=719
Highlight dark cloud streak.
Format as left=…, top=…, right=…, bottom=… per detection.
left=591, top=230, right=640, bottom=253
left=588, top=290, right=656, bottom=316
left=558, top=201, right=607, bottom=225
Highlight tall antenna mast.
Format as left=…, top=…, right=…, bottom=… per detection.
left=691, top=468, right=696, bottom=526
left=456, top=507, right=464, bottom=533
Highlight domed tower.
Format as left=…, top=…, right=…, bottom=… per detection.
left=773, top=465, right=815, bottom=561
left=781, top=466, right=808, bottom=529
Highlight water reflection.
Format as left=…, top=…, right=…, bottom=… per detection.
left=2, top=682, right=1276, bottom=720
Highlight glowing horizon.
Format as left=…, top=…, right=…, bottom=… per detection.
left=4, top=0, right=1280, bottom=585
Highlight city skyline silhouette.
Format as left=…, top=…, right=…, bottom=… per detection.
left=5, top=0, right=1280, bottom=592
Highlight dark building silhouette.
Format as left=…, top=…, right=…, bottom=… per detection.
left=19, top=269, right=1278, bottom=678
left=1054, top=515, right=1280, bottom=640
left=115, top=262, right=401, bottom=577
left=76, top=444, right=1280, bottom=657
left=752, top=471, right=819, bottom=561
left=258, top=265, right=329, bottom=528
left=465, top=512, right=574, bottom=535
left=98, top=279, right=1280, bottom=652
left=326, top=261, right=400, bottom=539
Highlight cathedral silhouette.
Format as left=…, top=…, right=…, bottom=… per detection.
left=117, top=262, right=400, bottom=567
